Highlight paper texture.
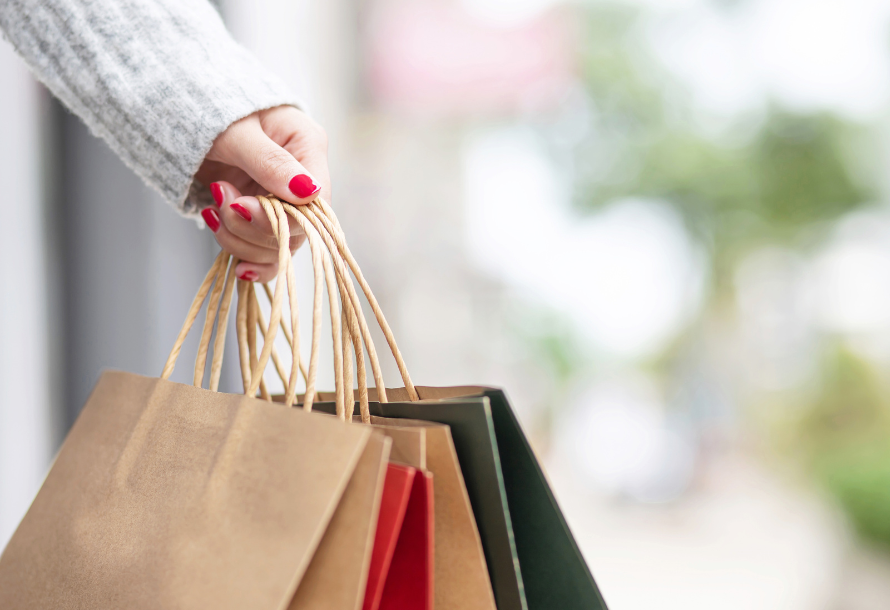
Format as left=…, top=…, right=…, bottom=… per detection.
left=0, top=371, right=370, bottom=610
left=364, top=463, right=416, bottom=610
left=289, top=432, right=391, bottom=610
left=378, top=468, right=434, bottom=610
left=361, top=387, right=609, bottom=610
left=364, top=416, right=497, bottom=610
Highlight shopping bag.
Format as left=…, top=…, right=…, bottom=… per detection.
left=365, top=464, right=417, bottom=610
left=288, top=430, right=390, bottom=610
left=0, top=372, right=382, bottom=610
left=363, top=463, right=434, bottom=610
left=156, top=195, right=603, bottom=610
left=265, top=196, right=608, bottom=610
left=357, top=390, right=607, bottom=610
left=379, top=465, right=434, bottom=610
left=0, top=199, right=394, bottom=610
left=361, top=416, right=498, bottom=610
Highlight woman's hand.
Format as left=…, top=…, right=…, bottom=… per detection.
left=194, top=105, right=330, bottom=283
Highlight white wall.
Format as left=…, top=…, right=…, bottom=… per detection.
left=0, top=40, right=53, bottom=548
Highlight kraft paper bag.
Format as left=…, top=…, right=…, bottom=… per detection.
left=288, top=431, right=391, bottom=610
left=310, top=408, right=497, bottom=610
left=0, top=371, right=374, bottom=610
left=355, top=388, right=609, bottom=610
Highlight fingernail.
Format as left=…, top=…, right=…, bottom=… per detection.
left=288, top=174, right=321, bottom=199
left=210, top=182, right=224, bottom=207
left=239, top=270, right=259, bottom=282
left=201, top=207, right=221, bottom=232
left=230, top=203, right=252, bottom=222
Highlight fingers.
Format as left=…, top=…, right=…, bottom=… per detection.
left=201, top=207, right=279, bottom=264
left=200, top=208, right=280, bottom=282
left=215, top=190, right=305, bottom=248
left=200, top=106, right=330, bottom=283
left=234, top=262, right=278, bottom=284
left=215, top=113, right=323, bottom=207
left=201, top=181, right=304, bottom=284
left=261, top=107, right=332, bottom=205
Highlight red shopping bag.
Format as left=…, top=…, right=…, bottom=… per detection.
left=364, top=464, right=434, bottom=610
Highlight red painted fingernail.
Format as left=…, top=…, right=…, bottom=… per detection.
left=288, top=174, right=321, bottom=198
left=230, top=203, right=252, bottom=222
left=238, top=270, right=259, bottom=282
left=210, top=182, right=224, bottom=207
left=201, top=207, right=221, bottom=232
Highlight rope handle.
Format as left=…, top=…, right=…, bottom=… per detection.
left=161, top=197, right=327, bottom=408
left=309, top=198, right=418, bottom=401
left=161, top=195, right=418, bottom=424
left=278, top=198, right=421, bottom=413
left=249, top=197, right=420, bottom=415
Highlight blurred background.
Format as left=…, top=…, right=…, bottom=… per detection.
left=3, top=0, right=890, bottom=607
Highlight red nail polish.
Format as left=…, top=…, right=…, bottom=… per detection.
left=230, top=203, right=252, bottom=222
left=210, top=182, right=224, bottom=207
left=288, top=174, right=321, bottom=199
left=201, top=207, right=221, bottom=232
left=239, top=270, right=259, bottom=282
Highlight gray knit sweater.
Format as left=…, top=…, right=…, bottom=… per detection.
left=0, top=0, right=300, bottom=215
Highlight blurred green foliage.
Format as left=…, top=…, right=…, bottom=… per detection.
left=566, top=2, right=890, bottom=547
left=802, top=348, right=890, bottom=450
left=573, top=4, right=874, bottom=270
left=818, top=443, right=890, bottom=548
left=801, top=348, right=890, bottom=548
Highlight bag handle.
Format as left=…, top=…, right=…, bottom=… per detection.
left=262, top=197, right=420, bottom=418
left=247, top=197, right=421, bottom=420
left=161, top=197, right=343, bottom=414
left=264, top=195, right=348, bottom=415
left=288, top=201, right=375, bottom=418
left=306, top=198, right=418, bottom=402
left=162, top=195, right=419, bottom=423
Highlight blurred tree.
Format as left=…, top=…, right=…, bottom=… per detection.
left=572, top=4, right=875, bottom=278
left=547, top=1, right=890, bottom=547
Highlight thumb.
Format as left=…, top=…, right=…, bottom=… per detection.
left=225, top=120, right=321, bottom=205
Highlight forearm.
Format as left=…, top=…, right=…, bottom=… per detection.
left=0, top=0, right=299, bottom=214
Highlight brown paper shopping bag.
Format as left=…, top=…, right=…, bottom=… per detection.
left=289, top=430, right=390, bottom=610
left=0, top=371, right=379, bottom=610
left=0, top=198, right=394, bottom=610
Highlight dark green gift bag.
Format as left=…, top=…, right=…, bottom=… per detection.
left=336, top=387, right=609, bottom=610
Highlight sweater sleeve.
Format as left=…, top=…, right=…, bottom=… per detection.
left=0, top=0, right=301, bottom=215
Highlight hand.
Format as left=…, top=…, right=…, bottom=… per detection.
left=194, top=105, right=330, bottom=283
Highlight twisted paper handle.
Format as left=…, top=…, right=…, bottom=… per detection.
left=161, top=195, right=418, bottom=423
left=255, top=196, right=419, bottom=419
left=162, top=198, right=321, bottom=407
